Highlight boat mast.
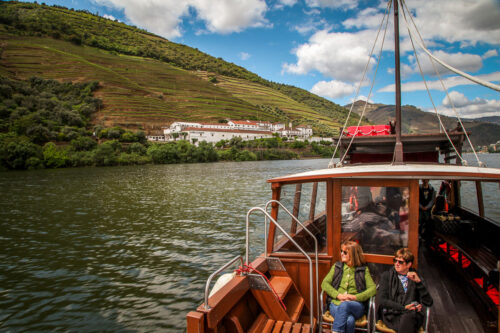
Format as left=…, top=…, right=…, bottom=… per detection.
left=393, top=0, right=404, bottom=163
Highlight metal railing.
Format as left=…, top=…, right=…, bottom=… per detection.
left=264, top=200, right=321, bottom=323
left=204, top=255, right=243, bottom=310
left=245, top=207, right=313, bottom=332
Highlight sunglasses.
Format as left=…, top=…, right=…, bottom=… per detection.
left=393, top=258, right=407, bottom=265
left=341, top=250, right=348, bottom=255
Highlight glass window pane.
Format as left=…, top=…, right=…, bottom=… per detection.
left=341, top=185, right=408, bottom=255
left=273, top=182, right=327, bottom=254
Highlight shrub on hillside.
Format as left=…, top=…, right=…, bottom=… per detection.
left=0, top=136, right=43, bottom=170
left=42, top=142, right=68, bottom=168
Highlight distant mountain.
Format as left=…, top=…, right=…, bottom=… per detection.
left=471, top=116, right=500, bottom=125
left=345, top=100, right=500, bottom=147
left=0, top=1, right=362, bottom=136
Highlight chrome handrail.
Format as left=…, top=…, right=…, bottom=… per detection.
left=204, top=255, right=243, bottom=310
left=264, top=200, right=321, bottom=324
left=245, top=207, right=313, bottom=332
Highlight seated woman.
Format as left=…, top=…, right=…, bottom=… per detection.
left=378, top=248, right=433, bottom=333
left=321, top=241, right=376, bottom=333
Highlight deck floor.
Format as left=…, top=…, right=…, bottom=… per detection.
left=419, top=244, right=497, bottom=333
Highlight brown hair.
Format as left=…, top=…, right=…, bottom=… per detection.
left=395, top=248, right=414, bottom=264
left=342, top=241, right=366, bottom=267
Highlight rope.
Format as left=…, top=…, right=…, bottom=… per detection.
left=400, top=0, right=484, bottom=166
left=329, top=0, right=393, bottom=168
left=235, top=264, right=287, bottom=311
left=338, top=0, right=392, bottom=166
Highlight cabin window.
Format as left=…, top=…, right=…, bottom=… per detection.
left=273, top=182, right=327, bottom=254
left=341, top=185, right=408, bottom=255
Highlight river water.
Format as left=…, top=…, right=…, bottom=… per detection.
left=1, top=155, right=499, bottom=332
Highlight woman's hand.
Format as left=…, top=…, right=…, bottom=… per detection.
left=337, top=293, right=349, bottom=301
left=337, top=293, right=356, bottom=301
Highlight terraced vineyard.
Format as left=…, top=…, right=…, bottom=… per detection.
left=0, top=1, right=358, bottom=135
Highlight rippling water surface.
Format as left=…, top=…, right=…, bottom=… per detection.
left=1, top=155, right=498, bottom=332
left=0, top=159, right=330, bottom=332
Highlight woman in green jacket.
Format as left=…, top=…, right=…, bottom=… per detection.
left=321, top=241, right=376, bottom=333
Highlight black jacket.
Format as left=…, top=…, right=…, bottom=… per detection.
left=378, top=267, right=433, bottom=326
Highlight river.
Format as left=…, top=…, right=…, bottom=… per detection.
left=1, top=155, right=499, bottom=332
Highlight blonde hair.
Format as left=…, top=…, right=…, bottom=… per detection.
left=342, top=241, right=366, bottom=267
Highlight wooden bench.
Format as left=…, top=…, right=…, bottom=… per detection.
left=433, top=230, right=499, bottom=316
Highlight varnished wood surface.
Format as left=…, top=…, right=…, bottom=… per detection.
left=419, top=245, right=497, bottom=333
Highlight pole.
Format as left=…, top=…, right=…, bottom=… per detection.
left=393, top=0, right=404, bottom=163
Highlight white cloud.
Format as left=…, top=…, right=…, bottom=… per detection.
left=442, top=91, right=484, bottom=108
left=403, top=0, right=500, bottom=45
left=435, top=91, right=500, bottom=118
left=483, top=49, right=498, bottom=59
left=342, top=7, right=386, bottom=30
left=379, top=71, right=500, bottom=93
left=351, top=95, right=374, bottom=104
left=93, top=0, right=269, bottom=38
left=190, top=0, right=269, bottom=34
left=292, top=18, right=330, bottom=35
left=310, top=80, right=355, bottom=99
left=402, top=51, right=483, bottom=77
left=94, top=0, right=190, bottom=38
left=282, top=29, right=377, bottom=82
left=305, top=0, right=358, bottom=10
left=239, top=52, right=251, bottom=60
left=277, top=0, right=298, bottom=7
left=103, top=14, right=117, bottom=21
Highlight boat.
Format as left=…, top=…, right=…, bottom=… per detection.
left=185, top=1, right=500, bottom=332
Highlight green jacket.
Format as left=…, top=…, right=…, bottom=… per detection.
left=321, top=263, right=376, bottom=305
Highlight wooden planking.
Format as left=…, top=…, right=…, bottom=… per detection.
left=419, top=245, right=495, bottom=333
left=270, top=276, right=293, bottom=299
left=186, top=311, right=205, bottom=333
left=197, top=276, right=250, bottom=328
left=262, top=319, right=276, bottom=333
left=272, top=320, right=284, bottom=333
left=282, top=321, right=293, bottom=333
left=251, top=288, right=290, bottom=321
left=248, top=313, right=269, bottom=333
left=291, top=323, right=303, bottom=333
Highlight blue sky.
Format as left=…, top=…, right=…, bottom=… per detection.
left=20, top=0, right=500, bottom=119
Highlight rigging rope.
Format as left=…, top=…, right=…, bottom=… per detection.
left=400, top=0, right=484, bottom=166
left=328, top=0, right=393, bottom=168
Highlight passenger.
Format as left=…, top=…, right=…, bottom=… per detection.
left=438, top=180, right=452, bottom=211
left=378, top=248, right=433, bottom=333
left=419, top=180, right=436, bottom=242
left=321, top=241, right=376, bottom=333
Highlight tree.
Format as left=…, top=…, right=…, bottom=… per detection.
left=43, top=142, right=67, bottom=168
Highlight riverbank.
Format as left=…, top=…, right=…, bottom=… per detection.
left=0, top=137, right=335, bottom=171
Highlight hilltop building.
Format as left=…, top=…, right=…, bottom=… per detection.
left=147, top=120, right=313, bottom=144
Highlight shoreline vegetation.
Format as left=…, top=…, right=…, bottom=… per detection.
left=0, top=76, right=335, bottom=171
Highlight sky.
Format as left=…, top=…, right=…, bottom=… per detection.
left=20, top=0, right=500, bottom=119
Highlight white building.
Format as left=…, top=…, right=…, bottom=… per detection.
left=183, top=127, right=273, bottom=145
left=153, top=119, right=312, bottom=143
left=296, top=125, right=313, bottom=137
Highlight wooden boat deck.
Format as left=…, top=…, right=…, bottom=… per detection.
left=419, top=244, right=497, bottom=333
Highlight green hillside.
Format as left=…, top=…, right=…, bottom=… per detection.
left=0, top=1, right=359, bottom=136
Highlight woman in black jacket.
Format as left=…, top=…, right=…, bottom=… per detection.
left=378, top=248, right=433, bottom=333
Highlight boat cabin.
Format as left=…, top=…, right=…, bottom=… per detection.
left=187, top=155, right=500, bottom=332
